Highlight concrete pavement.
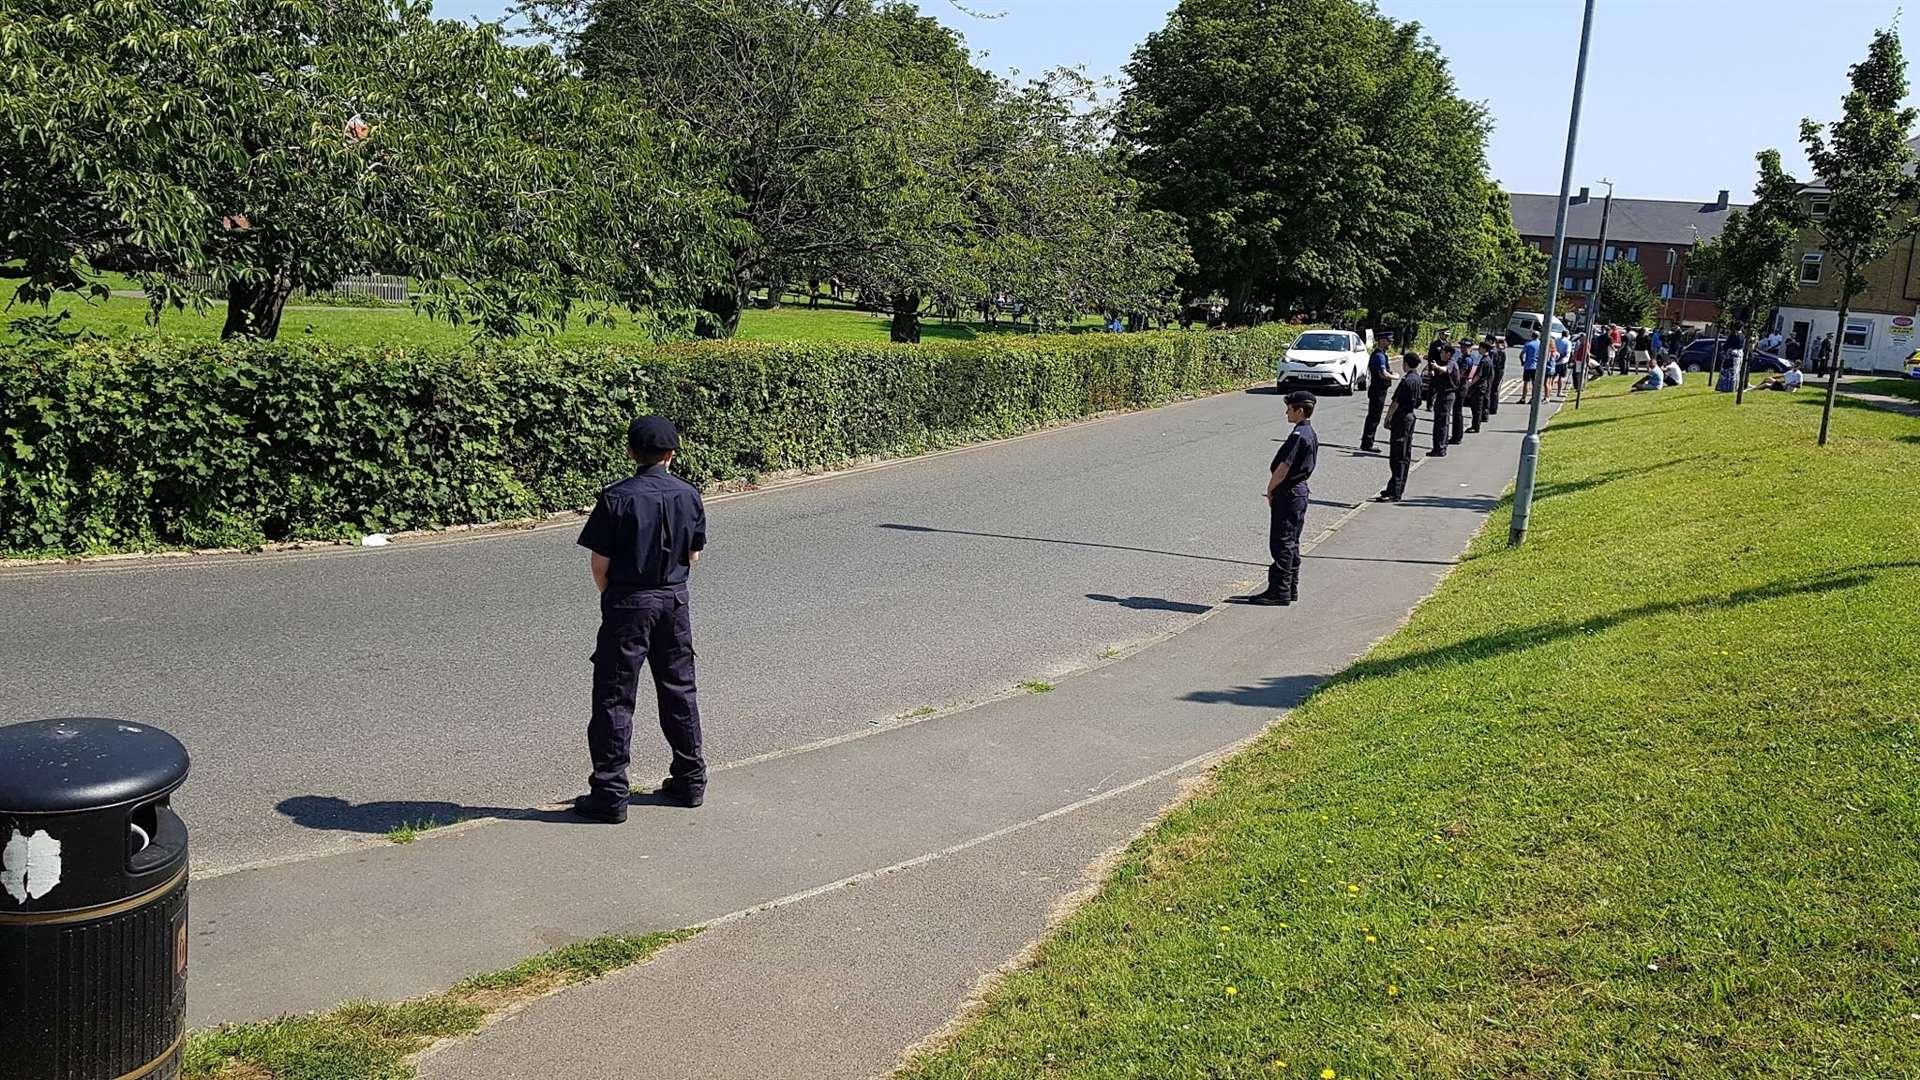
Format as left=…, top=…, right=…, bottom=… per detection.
left=4, top=379, right=1458, bottom=873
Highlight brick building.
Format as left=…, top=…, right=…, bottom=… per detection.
left=1507, top=188, right=1747, bottom=328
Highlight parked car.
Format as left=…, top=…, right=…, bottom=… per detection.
left=1505, top=311, right=1568, bottom=343
left=1276, top=329, right=1371, bottom=394
left=1676, top=337, right=1728, bottom=371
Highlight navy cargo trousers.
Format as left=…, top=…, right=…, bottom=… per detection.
left=589, top=583, right=705, bottom=802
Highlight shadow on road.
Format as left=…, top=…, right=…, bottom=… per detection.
left=878, top=523, right=1264, bottom=567
left=1306, top=553, right=1456, bottom=567
left=1180, top=673, right=1326, bottom=710
left=1086, top=593, right=1213, bottom=614
left=1388, top=493, right=1500, bottom=511
left=278, top=794, right=590, bottom=833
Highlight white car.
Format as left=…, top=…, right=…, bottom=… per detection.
left=1276, top=329, right=1372, bottom=394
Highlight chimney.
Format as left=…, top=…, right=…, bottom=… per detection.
left=1714, top=189, right=1730, bottom=210
left=1573, top=186, right=1590, bottom=205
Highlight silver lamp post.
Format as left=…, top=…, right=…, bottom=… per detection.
left=1509, top=0, right=1597, bottom=549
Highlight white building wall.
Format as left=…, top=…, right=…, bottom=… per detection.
left=1775, top=306, right=1914, bottom=373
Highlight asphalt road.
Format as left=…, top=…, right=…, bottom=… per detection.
left=0, top=383, right=1456, bottom=873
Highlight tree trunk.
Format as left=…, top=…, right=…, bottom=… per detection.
left=1225, top=277, right=1254, bottom=327
left=889, top=291, right=922, bottom=344
left=695, top=283, right=746, bottom=339
left=1818, top=274, right=1852, bottom=446
left=221, top=277, right=296, bottom=341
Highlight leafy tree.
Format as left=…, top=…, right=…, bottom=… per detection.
left=525, top=0, right=980, bottom=338
left=1686, top=150, right=1810, bottom=399
left=1799, top=26, right=1920, bottom=444
left=1596, top=261, right=1659, bottom=327
left=1120, top=0, right=1492, bottom=325
left=1, top=0, right=734, bottom=339
left=1469, top=185, right=1548, bottom=331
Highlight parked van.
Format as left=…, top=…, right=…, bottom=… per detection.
left=1505, top=311, right=1568, bottom=342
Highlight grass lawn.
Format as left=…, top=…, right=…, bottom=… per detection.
left=1844, top=376, right=1920, bottom=403
left=182, top=929, right=695, bottom=1079
left=3, top=291, right=1099, bottom=348
left=900, top=382, right=1920, bottom=1078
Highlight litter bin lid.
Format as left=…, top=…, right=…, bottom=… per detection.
left=0, top=718, right=189, bottom=814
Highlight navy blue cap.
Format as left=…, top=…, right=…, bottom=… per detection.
left=1284, top=390, right=1317, bottom=408
left=627, top=415, right=680, bottom=453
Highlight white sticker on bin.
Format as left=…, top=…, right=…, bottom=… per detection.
left=2, top=828, right=63, bottom=903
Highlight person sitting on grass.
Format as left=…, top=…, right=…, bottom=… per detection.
left=1755, top=360, right=1805, bottom=392
left=1631, top=364, right=1664, bottom=392
left=1661, top=356, right=1685, bottom=387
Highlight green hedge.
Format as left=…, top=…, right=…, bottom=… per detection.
left=0, top=325, right=1300, bottom=557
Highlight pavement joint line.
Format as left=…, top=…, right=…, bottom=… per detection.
left=187, top=394, right=1526, bottom=883
left=0, top=382, right=1268, bottom=579
left=693, top=741, right=1246, bottom=935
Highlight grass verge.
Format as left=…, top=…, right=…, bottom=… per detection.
left=1843, top=375, right=1920, bottom=403
left=183, top=928, right=697, bottom=1079
left=898, top=381, right=1920, bottom=1078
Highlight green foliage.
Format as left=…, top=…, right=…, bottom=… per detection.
left=1596, top=260, right=1660, bottom=327
left=1471, top=186, right=1550, bottom=329
left=0, top=326, right=1301, bottom=557
left=1120, top=0, right=1493, bottom=323
left=527, top=0, right=1185, bottom=340
left=0, top=0, right=736, bottom=340
left=1799, top=27, right=1920, bottom=301
left=1690, top=150, right=1810, bottom=330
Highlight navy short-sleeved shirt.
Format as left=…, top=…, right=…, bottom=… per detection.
left=577, top=464, right=707, bottom=591
left=1391, top=371, right=1424, bottom=427
left=1270, top=421, right=1318, bottom=493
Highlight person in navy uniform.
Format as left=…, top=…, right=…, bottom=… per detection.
left=1359, top=333, right=1394, bottom=453
left=1376, top=353, right=1424, bottom=502
left=1452, top=341, right=1480, bottom=443
left=1427, top=344, right=1458, bottom=456
left=1236, top=390, right=1318, bottom=607
left=1484, top=334, right=1505, bottom=416
left=572, top=415, right=708, bottom=823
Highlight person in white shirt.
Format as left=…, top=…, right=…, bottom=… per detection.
left=1756, top=360, right=1805, bottom=392
left=1661, top=357, right=1684, bottom=386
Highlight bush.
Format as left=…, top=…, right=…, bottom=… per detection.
left=0, top=325, right=1301, bottom=557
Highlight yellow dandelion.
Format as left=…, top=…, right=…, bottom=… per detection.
left=1347, top=884, right=1360, bottom=894
left=1225, top=985, right=1238, bottom=996
left=1365, top=934, right=1377, bottom=944
left=1388, top=984, right=1401, bottom=996
left=1220, top=925, right=1232, bottom=932
left=1273, top=1062, right=1288, bottom=1070
left=1322, top=1069, right=1337, bottom=1080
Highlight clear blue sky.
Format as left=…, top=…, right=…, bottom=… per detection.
left=438, top=0, right=1912, bottom=204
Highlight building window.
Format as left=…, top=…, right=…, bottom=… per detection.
left=1810, top=197, right=1831, bottom=219
left=1660, top=283, right=1674, bottom=300
left=1562, top=276, right=1575, bottom=291
left=1564, top=242, right=1599, bottom=271
left=1843, top=321, right=1871, bottom=349
left=1800, top=252, right=1824, bottom=285
left=1626, top=246, right=1639, bottom=262
left=1582, top=278, right=1595, bottom=292
left=1605, top=245, right=1617, bottom=262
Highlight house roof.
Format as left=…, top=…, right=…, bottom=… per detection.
left=1507, top=192, right=1748, bottom=245
left=1795, top=133, right=1920, bottom=194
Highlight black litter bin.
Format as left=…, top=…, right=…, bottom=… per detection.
left=0, top=718, right=191, bottom=1080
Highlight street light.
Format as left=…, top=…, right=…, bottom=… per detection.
left=1675, top=224, right=1698, bottom=359
left=1509, top=0, right=1597, bottom=548
left=1575, top=177, right=1615, bottom=410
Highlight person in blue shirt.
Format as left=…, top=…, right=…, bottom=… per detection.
left=1359, top=333, right=1394, bottom=452
left=1520, top=332, right=1542, bottom=403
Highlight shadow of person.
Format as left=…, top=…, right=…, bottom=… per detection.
left=1180, top=673, right=1327, bottom=710
left=276, top=794, right=577, bottom=833
left=1086, top=593, right=1214, bottom=614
